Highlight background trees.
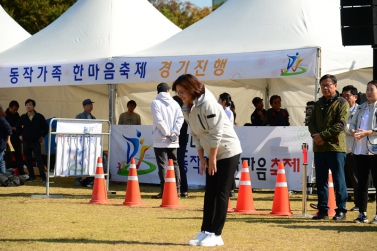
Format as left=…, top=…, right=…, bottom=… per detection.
left=0, top=0, right=222, bottom=34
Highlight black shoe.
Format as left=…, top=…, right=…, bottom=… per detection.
left=180, top=192, right=188, bottom=198
left=332, top=212, right=346, bottom=221
left=151, top=193, right=163, bottom=199
left=312, top=212, right=328, bottom=220
left=26, top=177, right=36, bottom=182
left=350, top=206, right=359, bottom=212
left=310, top=203, right=318, bottom=210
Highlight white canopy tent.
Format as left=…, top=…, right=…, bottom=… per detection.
left=0, top=0, right=181, bottom=122
left=114, top=0, right=373, bottom=126
left=0, top=5, right=30, bottom=53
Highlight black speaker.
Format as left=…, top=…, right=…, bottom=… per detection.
left=340, top=1, right=377, bottom=46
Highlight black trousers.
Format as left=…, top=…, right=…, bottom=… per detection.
left=154, top=147, right=180, bottom=193
left=353, top=154, right=377, bottom=214
left=344, top=153, right=358, bottom=206
left=23, top=141, right=46, bottom=180
left=201, top=154, right=240, bottom=236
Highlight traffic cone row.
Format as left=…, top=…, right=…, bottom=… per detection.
left=269, top=161, right=292, bottom=216
left=87, top=157, right=297, bottom=217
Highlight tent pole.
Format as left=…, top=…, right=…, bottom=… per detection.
left=314, top=48, right=321, bottom=101
left=108, top=84, right=117, bottom=124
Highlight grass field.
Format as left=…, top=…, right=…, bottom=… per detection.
left=0, top=178, right=376, bottom=251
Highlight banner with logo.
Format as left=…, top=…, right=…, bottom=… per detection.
left=55, top=121, right=102, bottom=176
left=0, top=48, right=317, bottom=88
left=110, top=125, right=313, bottom=190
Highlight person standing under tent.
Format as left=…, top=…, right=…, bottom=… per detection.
left=173, top=74, right=242, bottom=247
left=150, top=83, right=184, bottom=199
left=308, top=74, right=349, bottom=221
left=16, top=99, right=49, bottom=183
left=342, top=85, right=359, bottom=212
left=0, top=104, right=12, bottom=174
left=173, top=95, right=189, bottom=198
left=118, top=100, right=141, bottom=125
left=348, top=80, right=377, bottom=224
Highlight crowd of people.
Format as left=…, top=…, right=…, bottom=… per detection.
left=1, top=73, right=376, bottom=247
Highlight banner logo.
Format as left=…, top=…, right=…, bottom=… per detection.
left=116, top=129, right=155, bottom=176
left=280, top=52, right=306, bottom=76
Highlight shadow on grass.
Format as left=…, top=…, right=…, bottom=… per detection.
left=0, top=238, right=186, bottom=246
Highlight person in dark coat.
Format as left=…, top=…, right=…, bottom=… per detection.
left=4, top=101, right=28, bottom=178
left=16, top=99, right=49, bottom=183
left=0, top=104, right=12, bottom=174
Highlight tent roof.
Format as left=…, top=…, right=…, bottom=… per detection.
left=0, top=0, right=181, bottom=64
left=0, top=5, right=30, bottom=53
left=127, top=0, right=372, bottom=75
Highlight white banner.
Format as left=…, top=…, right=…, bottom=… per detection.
left=55, top=121, right=102, bottom=176
left=110, top=125, right=313, bottom=190
left=0, top=48, right=317, bottom=88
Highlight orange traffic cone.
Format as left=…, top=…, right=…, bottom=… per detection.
left=269, top=161, right=292, bottom=216
left=315, top=169, right=336, bottom=217
left=227, top=198, right=234, bottom=212
left=233, top=160, right=260, bottom=214
left=88, top=157, right=114, bottom=205
left=123, top=158, right=147, bottom=207
left=160, top=159, right=185, bottom=209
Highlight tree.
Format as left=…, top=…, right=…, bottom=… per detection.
left=0, top=0, right=77, bottom=34
left=148, top=0, right=212, bottom=29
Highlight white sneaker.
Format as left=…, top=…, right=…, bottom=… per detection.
left=199, top=232, right=224, bottom=247
left=19, top=174, right=29, bottom=180
left=370, top=215, right=377, bottom=224
left=188, top=231, right=207, bottom=246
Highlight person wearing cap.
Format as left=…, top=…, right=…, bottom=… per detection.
left=250, top=97, right=266, bottom=126
left=151, top=83, right=184, bottom=199
left=16, top=99, right=49, bottom=183
left=76, top=99, right=96, bottom=120
left=75, top=99, right=96, bottom=187
left=118, top=100, right=141, bottom=125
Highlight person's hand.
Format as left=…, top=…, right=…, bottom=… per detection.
left=19, top=136, right=23, bottom=141
left=199, top=159, right=206, bottom=176
left=257, top=110, right=264, bottom=119
left=312, top=133, right=324, bottom=146
left=207, top=158, right=217, bottom=176
left=354, top=129, right=365, bottom=141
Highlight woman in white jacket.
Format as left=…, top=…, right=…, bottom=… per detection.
left=172, top=74, right=242, bottom=247
left=348, top=80, right=377, bottom=224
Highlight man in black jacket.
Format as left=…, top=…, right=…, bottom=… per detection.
left=16, top=99, right=49, bottom=183
left=5, top=101, right=28, bottom=178
left=0, top=104, right=12, bottom=174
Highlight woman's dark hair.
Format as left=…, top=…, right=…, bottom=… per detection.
left=219, top=92, right=236, bottom=123
left=172, top=74, right=205, bottom=98
left=367, top=80, right=377, bottom=88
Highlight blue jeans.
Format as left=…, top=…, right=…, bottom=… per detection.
left=314, top=152, right=347, bottom=213
left=0, top=149, right=6, bottom=174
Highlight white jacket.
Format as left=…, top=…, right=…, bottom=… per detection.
left=151, top=92, right=184, bottom=148
left=182, top=88, right=242, bottom=160
left=345, top=103, right=358, bottom=154
left=348, top=101, right=377, bottom=154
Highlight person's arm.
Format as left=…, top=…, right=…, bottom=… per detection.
left=16, top=115, right=23, bottom=141
left=319, top=99, right=349, bottom=140
left=118, top=114, right=123, bottom=125
left=137, top=114, right=141, bottom=125
left=151, top=101, right=170, bottom=136
left=285, top=108, right=290, bottom=126
left=40, top=115, right=49, bottom=142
